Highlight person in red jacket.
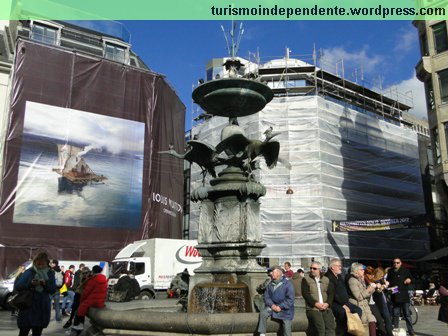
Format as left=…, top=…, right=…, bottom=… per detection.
left=71, top=265, right=108, bottom=331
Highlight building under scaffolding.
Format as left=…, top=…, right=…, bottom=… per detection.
left=189, top=49, right=430, bottom=267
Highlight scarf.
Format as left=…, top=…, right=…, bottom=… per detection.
left=32, top=265, right=50, bottom=293
left=271, top=277, right=284, bottom=291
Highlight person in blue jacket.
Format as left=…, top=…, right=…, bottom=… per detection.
left=14, top=252, right=56, bottom=336
left=257, top=265, right=295, bottom=336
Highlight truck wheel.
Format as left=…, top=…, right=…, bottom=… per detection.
left=138, top=290, right=155, bottom=300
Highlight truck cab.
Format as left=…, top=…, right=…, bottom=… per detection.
left=109, top=257, right=155, bottom=299
left=109, top=238, right=201, bottom=300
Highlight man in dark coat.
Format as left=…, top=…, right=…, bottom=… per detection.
left=438, top=274, right=448, bottom=324
left=257, top=266, right=295, bottom=336
left=114, top=270, right=140, bottom=301
left=325, top=258, right=362, bottom=336
left=387, top=258, right=415, bottom=336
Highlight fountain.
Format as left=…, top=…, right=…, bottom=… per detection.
left=85, top=23, right=307, bottom=335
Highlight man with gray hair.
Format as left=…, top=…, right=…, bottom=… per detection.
left=302, top=261, right=336, bottom=336
left=257, top=266, right=295, bottom=336
left=325, top=258, right=362, bottom=335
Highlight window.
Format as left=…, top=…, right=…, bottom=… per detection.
left=438, top=69, right=448, bottom=103
left=105, top=43, right=126, bottom=63
left=130, top=262, right=145, bottom=276
left=425, top=80, right=435, bottom=110
left=432, top=22, right=448, bottom=54
left=420, top=32, right=429, bottom=56
left=31, top=24, right=58, bottom=45
left=206, top=68, right=213, bottom=81
left=432, top=127, right=442, bottom=165
left=445, top=123, right=448, bottom=158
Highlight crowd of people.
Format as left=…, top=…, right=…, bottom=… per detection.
left=257, top=257, right=448, bottom=336
left=8, top=252, right=448, bottom=336
left=11, top=252, right=108, bottom=336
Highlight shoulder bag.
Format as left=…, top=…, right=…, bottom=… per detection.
left=8, top=289, right=34, bottom=310
left=346, top=312, right=365, bottom=336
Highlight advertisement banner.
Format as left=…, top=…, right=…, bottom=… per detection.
left=0, top=40, right=185, bottom=275
left=332, top=215, right=429, bottom=232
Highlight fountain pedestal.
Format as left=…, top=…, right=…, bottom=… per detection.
left=189, top=165, right=268, bottom=312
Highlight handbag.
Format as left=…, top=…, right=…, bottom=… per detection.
left=346, top=312, right=365, bottom=336
left=8, top=289, right=34, bottom=310
left=60, top=283, right=67, bottom=295
left=392, top=328, right=407, bottom=336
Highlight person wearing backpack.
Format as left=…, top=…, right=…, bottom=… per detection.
left=50, top=259, right=64, bottom=322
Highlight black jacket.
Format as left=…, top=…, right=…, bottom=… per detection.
left=325, top=269, right=349, bottom=306
left=387, top=267, right=413, bottom=303
left=114, top=275, right=140, bottom=301
left=73, top=269, right=82, bottom=290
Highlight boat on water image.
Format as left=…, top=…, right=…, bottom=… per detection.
left=52, top=144, right=107, bottom=184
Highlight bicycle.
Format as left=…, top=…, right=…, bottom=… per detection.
left=408, top=301, right=418, bottom=325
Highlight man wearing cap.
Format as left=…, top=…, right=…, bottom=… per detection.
left=387, top=258, right=415, bottom=336
left=257, top=265, right=295, bottom=336
left=302, top=261, right=336, bottom=336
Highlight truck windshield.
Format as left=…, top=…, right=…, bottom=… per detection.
left=111, top=261, right=128, bottom=278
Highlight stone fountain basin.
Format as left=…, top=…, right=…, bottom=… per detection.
left=86, top=301, right=307, bottom=335
left=192, top=78, right=274, bottom=118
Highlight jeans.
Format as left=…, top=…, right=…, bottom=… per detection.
left=393, top=302, right=414, bottom=334
left=51, top=292, right=61, bottom=321
left=69, top=293, right=81, bottom=321
left=257, top=307, right=292, bottom=336
left=62, top=290, right=75, bottom=311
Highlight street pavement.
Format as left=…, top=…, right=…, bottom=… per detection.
left=0, top=301, right=447, bottom=335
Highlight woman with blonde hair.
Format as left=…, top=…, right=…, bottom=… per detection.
left=14, top=252, right=56, bottom=336
left=365, top=267, right=393, bottom=336
left=347, top=262, right=377, bottom=336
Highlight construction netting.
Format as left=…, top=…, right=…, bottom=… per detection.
left=0, top=40, right=185, bottom=277
left=189, top=95, right=429, bottom=261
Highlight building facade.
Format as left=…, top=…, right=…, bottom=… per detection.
left=190, top=54, right=431, bottom=267
left=0, top=21, right=185, bottom=276
left=414, top=20, right=448, bottom=248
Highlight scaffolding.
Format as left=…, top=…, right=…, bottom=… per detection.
left=188, top=47, right=429, bottom=262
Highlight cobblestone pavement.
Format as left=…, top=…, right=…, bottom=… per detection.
left=0, top=302, right=447, bottom=335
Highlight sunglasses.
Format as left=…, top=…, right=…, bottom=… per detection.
left=310, top=267, right=320, bottom=270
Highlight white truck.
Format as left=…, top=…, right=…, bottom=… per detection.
left=108, top=238, right=202, bottom=299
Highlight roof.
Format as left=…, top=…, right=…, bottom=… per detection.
left=262, top=58, right=313, bottom=68
left=417, top=246, right=448, bottom=262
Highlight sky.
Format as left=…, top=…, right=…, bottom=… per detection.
left=24, top=102, right=145, bottom=155
left=118, top=21, right=425, bottom=130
